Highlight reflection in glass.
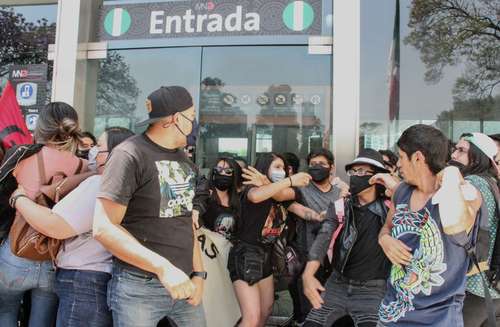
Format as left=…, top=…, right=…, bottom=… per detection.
left=199, top=46, right=332, bottom=169
left=360, top=0, right=499, bottom=150
left=94, top=47, right=202, bottom=136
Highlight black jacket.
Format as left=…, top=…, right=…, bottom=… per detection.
left=0, top=144, right=43, bottom=239
left=308, top=195, right=389, bottom=276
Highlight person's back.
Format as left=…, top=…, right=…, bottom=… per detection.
left=0, top=102, right=83, bottom=327
left=15, top=146, right=82, bottom=198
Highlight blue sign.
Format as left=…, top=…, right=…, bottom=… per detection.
left=20, top=84, right=34, bottom=99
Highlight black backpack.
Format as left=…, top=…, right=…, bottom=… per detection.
left=0, top=144, right=43, bottom=241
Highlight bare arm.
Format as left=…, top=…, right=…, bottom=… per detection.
left=287, top=202, right=325, bottom=222
left=302, top=260, right=325, bottom=309
left=247, top=178, right=294, bottom=203
left=247, top=172, right=311, bottom=203
left=12, top=194, right=76, bottom=240
left=188, top=228, right=204, bottom=306
left=93, top=198, right=172, bottom=274
left=378, top=204, right=413, bottom=268
left=93, top=198, right=195, bottom=299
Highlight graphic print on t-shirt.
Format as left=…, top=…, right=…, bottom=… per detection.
left=155, top=160, right=195, bottom=218
left=261, top=204, right=287, bottom=244
left=379, top=204, right=446, bottom=323
left=214, top=212, right=235, bottom=238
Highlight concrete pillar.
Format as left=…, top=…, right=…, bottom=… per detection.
left=51, top=0, right=102, bottom=131
left=333, top=0, right=360, bottom=180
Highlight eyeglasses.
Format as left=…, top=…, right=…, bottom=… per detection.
left=347, top=168, right=375, bottom=177
left=213, top=167, right=234, bottom=175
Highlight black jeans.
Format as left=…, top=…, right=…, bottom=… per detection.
left=463, top=291, right=500, bottom=327
left=304, top=271, right=386, bottom=327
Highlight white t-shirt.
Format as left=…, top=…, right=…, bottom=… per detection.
left=52, top=175, right=112, bottom=273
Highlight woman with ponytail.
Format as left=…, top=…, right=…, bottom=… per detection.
left=0, top=102, right=88, bottom=327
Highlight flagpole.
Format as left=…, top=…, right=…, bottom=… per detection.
left=388, top=0, right=400, bottom=149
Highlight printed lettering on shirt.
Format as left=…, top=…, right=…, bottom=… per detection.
left=155, top=160, right=195, bottom=218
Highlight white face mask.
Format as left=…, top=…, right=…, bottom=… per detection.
left=87, top=146, right=99, bottom=171
left=270, top=169, right=286, bottom=183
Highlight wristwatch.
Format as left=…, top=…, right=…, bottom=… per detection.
left=190, top=271, right=208, bottom=280
left=9, top=193, right=29, bottom=208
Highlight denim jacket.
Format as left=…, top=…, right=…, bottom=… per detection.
left=308, top=196, right=389, bottom=275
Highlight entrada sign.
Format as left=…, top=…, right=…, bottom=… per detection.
left=97, top=0, right=322, bottom=41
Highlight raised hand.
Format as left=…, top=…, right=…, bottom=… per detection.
left=290, top=172, right=312, bottom=188
left=242, top=166, right=270, bottom=187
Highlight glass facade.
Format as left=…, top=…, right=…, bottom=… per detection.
left=360, top=0, right=500, bottom=150
left=94, top=0, right=334, bottom=171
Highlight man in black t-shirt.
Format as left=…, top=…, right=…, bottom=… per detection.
left=93, top=86, right=209, bottom=327
left=302, top=149, right=391, bottom=327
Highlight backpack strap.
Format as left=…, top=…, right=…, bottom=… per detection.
left=36, top=150, right=47, bottom=184
left=468, top=249, right=497, bottom=327
left=74, top=158, right=83, bottom=174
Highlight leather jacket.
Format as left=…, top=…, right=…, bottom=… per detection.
left=308, top=195, right=389, bottom=276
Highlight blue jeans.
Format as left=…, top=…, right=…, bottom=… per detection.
left=304, top=271, right=386, bottom=327
left=54, top=268, right=112, bottom=327
left=0, top=238, right=58, bottom=327
left=108, top=263, right=206, bottom=327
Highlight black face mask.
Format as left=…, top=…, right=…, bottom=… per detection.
left=76, top=149, right=90, bottom=160
left=213, top=174, right=233, bottom=191
left=349, top=175, right=372, bottom=195
left=308, top=165, right=330, bottom=182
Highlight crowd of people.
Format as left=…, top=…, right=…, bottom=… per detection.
left=0, top=85, right=499, bottom=327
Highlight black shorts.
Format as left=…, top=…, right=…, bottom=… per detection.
left=227, top=241, right=273, bottom=285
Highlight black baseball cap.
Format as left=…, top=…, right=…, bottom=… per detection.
left=136, top=86, right=193, bottom=127
left=345, top=148, right=390, bottom=173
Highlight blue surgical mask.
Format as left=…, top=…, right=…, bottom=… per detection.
left=270, top=170, right=286, bottom=183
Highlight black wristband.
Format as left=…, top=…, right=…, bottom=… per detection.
left=10, top=194, right=29, bottom=208
left=288, top=177, right=293, bottom=187
left=190, top=271, right=208, bottom=280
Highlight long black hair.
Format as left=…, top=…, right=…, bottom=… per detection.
left=105, top=127, right=135, bottom=152
left=208, top=157, right=242, bottom=217
left=254, top=152, right=289, bottom=178
left=460, top=133, right=498, bottom=187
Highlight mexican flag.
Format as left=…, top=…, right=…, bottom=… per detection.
left=388, top=0, right=400, bottom=121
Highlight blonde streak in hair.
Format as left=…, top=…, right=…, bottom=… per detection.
left=49, top=118, right=80, bottom=153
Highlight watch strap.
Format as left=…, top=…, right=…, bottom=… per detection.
left=190, top=271, right=207, bottom=280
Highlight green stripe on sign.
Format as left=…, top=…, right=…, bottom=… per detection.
left=104, top=8, right=131, bottom=37
left=283, top=1, right=314, bottom=32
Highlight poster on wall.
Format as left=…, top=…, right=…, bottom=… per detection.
left=97, top=0, right=322, bottom=42
left=8, top=64, right=48, bottom=131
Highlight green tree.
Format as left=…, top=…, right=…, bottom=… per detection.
left=0, top=6, right=55, bottom=79
left=406, top=0, right=500, bottom=99
left=96, top=51, right=140, bottom=117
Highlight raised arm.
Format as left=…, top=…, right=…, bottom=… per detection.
left=243, top=167, right=311, bottom=203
